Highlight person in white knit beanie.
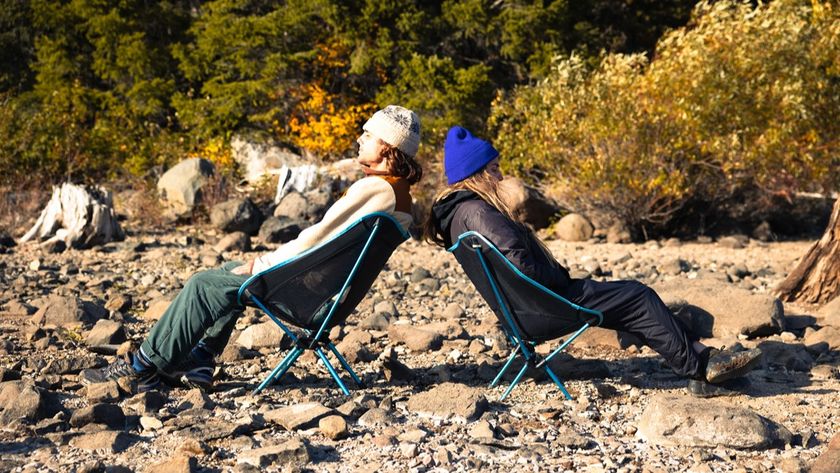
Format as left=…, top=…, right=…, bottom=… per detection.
left=81, top=105, right=423, bottom=393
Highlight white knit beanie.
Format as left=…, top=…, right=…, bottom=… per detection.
left=362, top=105, right=421, bottom=157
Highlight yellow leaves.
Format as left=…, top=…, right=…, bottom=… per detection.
left=288, top=84, right=376, bottom=157
left=191, top=136, right=235, bottom=175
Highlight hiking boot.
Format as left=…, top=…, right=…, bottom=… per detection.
left=687, top=377, right=751, bottom=398
left=705, top=347, right=763, bottom=384
left=79, top=354, right=160, bottom=392
left=175, top=358, right=215, bottom=391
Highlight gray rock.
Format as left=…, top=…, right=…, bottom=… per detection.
left=318, top=415, right=348, bottom=440
left=0, top=380, right=46, bottom=424
left=69, top=431, right=134, bottom=453
left=70, top=403, right=125, bottom=430
left=717, top=235, right=748, bottom=249
left=210, top=198, right=262, bottom=235
left=264, top=402, right=333, bottom=430
left=31, top=295, right=107, bottom=329
left=238, top=437, right=309, bottom=468
left=638, top=394, right=792, bottom=449
left=811, top=432, right=840, bottom=473
left=258, top=217, right=302, bottom=244
left=43, top=356, right=98, bottom=375
left=86, top=319, right=126, bottom=346
left=3, top=300, right=35, bottom=315
left=653, top=279, right=784, bottom=338
left=274, top=191, right=309, bottom=221
left=157, top=158, right=215, bottom=218
left=143, top=298, right=172, bottom=321
left=804, top=326, right=840, bottom=351
left=818, top=296, right=840, bottom=327
left=373, top=300, right=398, bottom=318
left=406, top=383, right=488, bottom=422
left=607, top=222, right=633, bottom=244
left=84, top=381, right=120, bottom=403
left=214, top=232, right=251, bottom=253
left=236, top=322, right=284, bottom=350
left=104, top=294, right=131, bottom=313
left=359, top=313, right=390, bottom=330
left=123, top=391, right=167, bottom=415
left=554, top=426, right=592, bottom=449
left=144, top=454, right=197, bottom=473
left=388, top=324, right=442, bottom=352
left=178, top=389, right=215, bottom=411
left=553, top=214, right=594, bottom=242
left=358, top=407, right=394, bottom=427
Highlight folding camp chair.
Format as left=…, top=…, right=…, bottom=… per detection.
left=238, top=212, right=409, bottom=395
left=449, top=231, right=603, bottom=401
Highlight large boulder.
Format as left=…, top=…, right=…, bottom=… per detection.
left=31, top=295, right=107, bottom=329
left=157, top=158, right=215, bottom=218
left=274, top=188, right=333, bottom=224
left=652, top=279, right=785, bottom=338
left=553, top=213, right=595, bottom=242
left=258, top=217, right=302, bottom=244
left=406, top=383, right=488, bottom=422
left=638, top=395, right=792, bottom=449
left=818, top=295, right=840, bottom=327
left=210, top=198, right=262, bottom=235
left=231, top=135, right=305, bottom=184
left=498, top=178, right=561, bottom=230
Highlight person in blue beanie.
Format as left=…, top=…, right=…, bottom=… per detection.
left=425, top=126, right=763, bottom=397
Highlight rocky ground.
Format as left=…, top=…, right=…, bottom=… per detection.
left=0, top=222, right=839, bottom=473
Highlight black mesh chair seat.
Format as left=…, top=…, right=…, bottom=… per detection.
left=238, top=212, right=408, bottom=395
left=449, top=231, right=603, bottom=400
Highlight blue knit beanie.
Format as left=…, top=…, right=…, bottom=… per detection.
left=444, top=126, right=499, bottom=185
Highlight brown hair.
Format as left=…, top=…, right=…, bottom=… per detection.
left=423, top=167, right=522, bottom=247
left=380, top=143, right=423, bottom=185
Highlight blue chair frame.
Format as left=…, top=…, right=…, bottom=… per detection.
left=449, top=231, right=603, bottom=400
left=238, top=212, right=409, bottom=395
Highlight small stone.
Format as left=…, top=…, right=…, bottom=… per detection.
left=140, top=415, right=164, bottom=431
left=318, top=415, right=348, bottom=440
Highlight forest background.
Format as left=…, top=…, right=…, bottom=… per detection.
left=0, top=0, right=837, bottom=239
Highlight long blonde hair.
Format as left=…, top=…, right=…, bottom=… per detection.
left=424, top=168, right=523, bottom=247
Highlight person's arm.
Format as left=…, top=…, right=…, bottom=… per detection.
left=462, top=204, right=562, bottom=286
left=248, top=176, right=397, bottom=274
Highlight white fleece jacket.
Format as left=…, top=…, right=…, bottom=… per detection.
left=251, top=176, right=412, bottom=273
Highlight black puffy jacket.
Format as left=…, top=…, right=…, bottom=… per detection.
left=431, top=190, right=571, bottom=291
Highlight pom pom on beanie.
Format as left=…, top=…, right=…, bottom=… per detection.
left=444, top=126, right=499, bottom=184
left=363, top=105, right=421, bottom=157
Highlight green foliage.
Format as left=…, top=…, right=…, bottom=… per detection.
left=0, top=0, right=701, bottom=185
left=490, top=0, right=840, bottom=235
left=377, top=53, right=493, bottom=145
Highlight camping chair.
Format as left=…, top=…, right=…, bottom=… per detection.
left=449, top=231, right=603, bottom=401
left=237, top=212, right=409, bottom=395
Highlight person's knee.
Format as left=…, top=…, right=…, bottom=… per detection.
left=186, top=270, right=215, bottom=288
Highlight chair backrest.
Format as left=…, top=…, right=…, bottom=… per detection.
left=239, top=212, right=409, bottom=331
left=449, top=231, right=602, bottom=342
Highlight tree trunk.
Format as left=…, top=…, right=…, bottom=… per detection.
left=20, top=183, right=124, bottom=249
left=775, top=198, right=840, bottom=304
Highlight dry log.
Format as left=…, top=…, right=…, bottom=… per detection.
left=774, top=198, right=840, bottom=304
left=20, top=183, right=124, bottom=249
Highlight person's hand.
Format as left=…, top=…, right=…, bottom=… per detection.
left=231, top=260, right=253, bottom=275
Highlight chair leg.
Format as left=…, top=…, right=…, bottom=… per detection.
left=253, top=346, right=304, bottom=395
left=543, top=364, right=573, bottom=400
left=326, top=342, right=364, bottom=387
left=500, top=362, right=530, bottom=401
left=314, top=347, right=351, bottom=396
left=490, top=344, right=521, bottom=388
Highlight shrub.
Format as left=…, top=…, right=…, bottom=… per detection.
left=489, top=0, right=840, bottom=237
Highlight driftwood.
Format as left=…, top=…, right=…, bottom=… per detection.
left=20, top=183, right=124, bottom=249
left=775, top=198, right=840, bottom=304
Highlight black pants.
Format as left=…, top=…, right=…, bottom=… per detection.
left=559, top=279, right=704, bottom=380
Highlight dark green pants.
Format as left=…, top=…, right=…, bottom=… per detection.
left=140, top=261, right=249, bottom=373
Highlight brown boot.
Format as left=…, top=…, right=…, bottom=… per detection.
left=705, top=347, right=763, bottom=384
